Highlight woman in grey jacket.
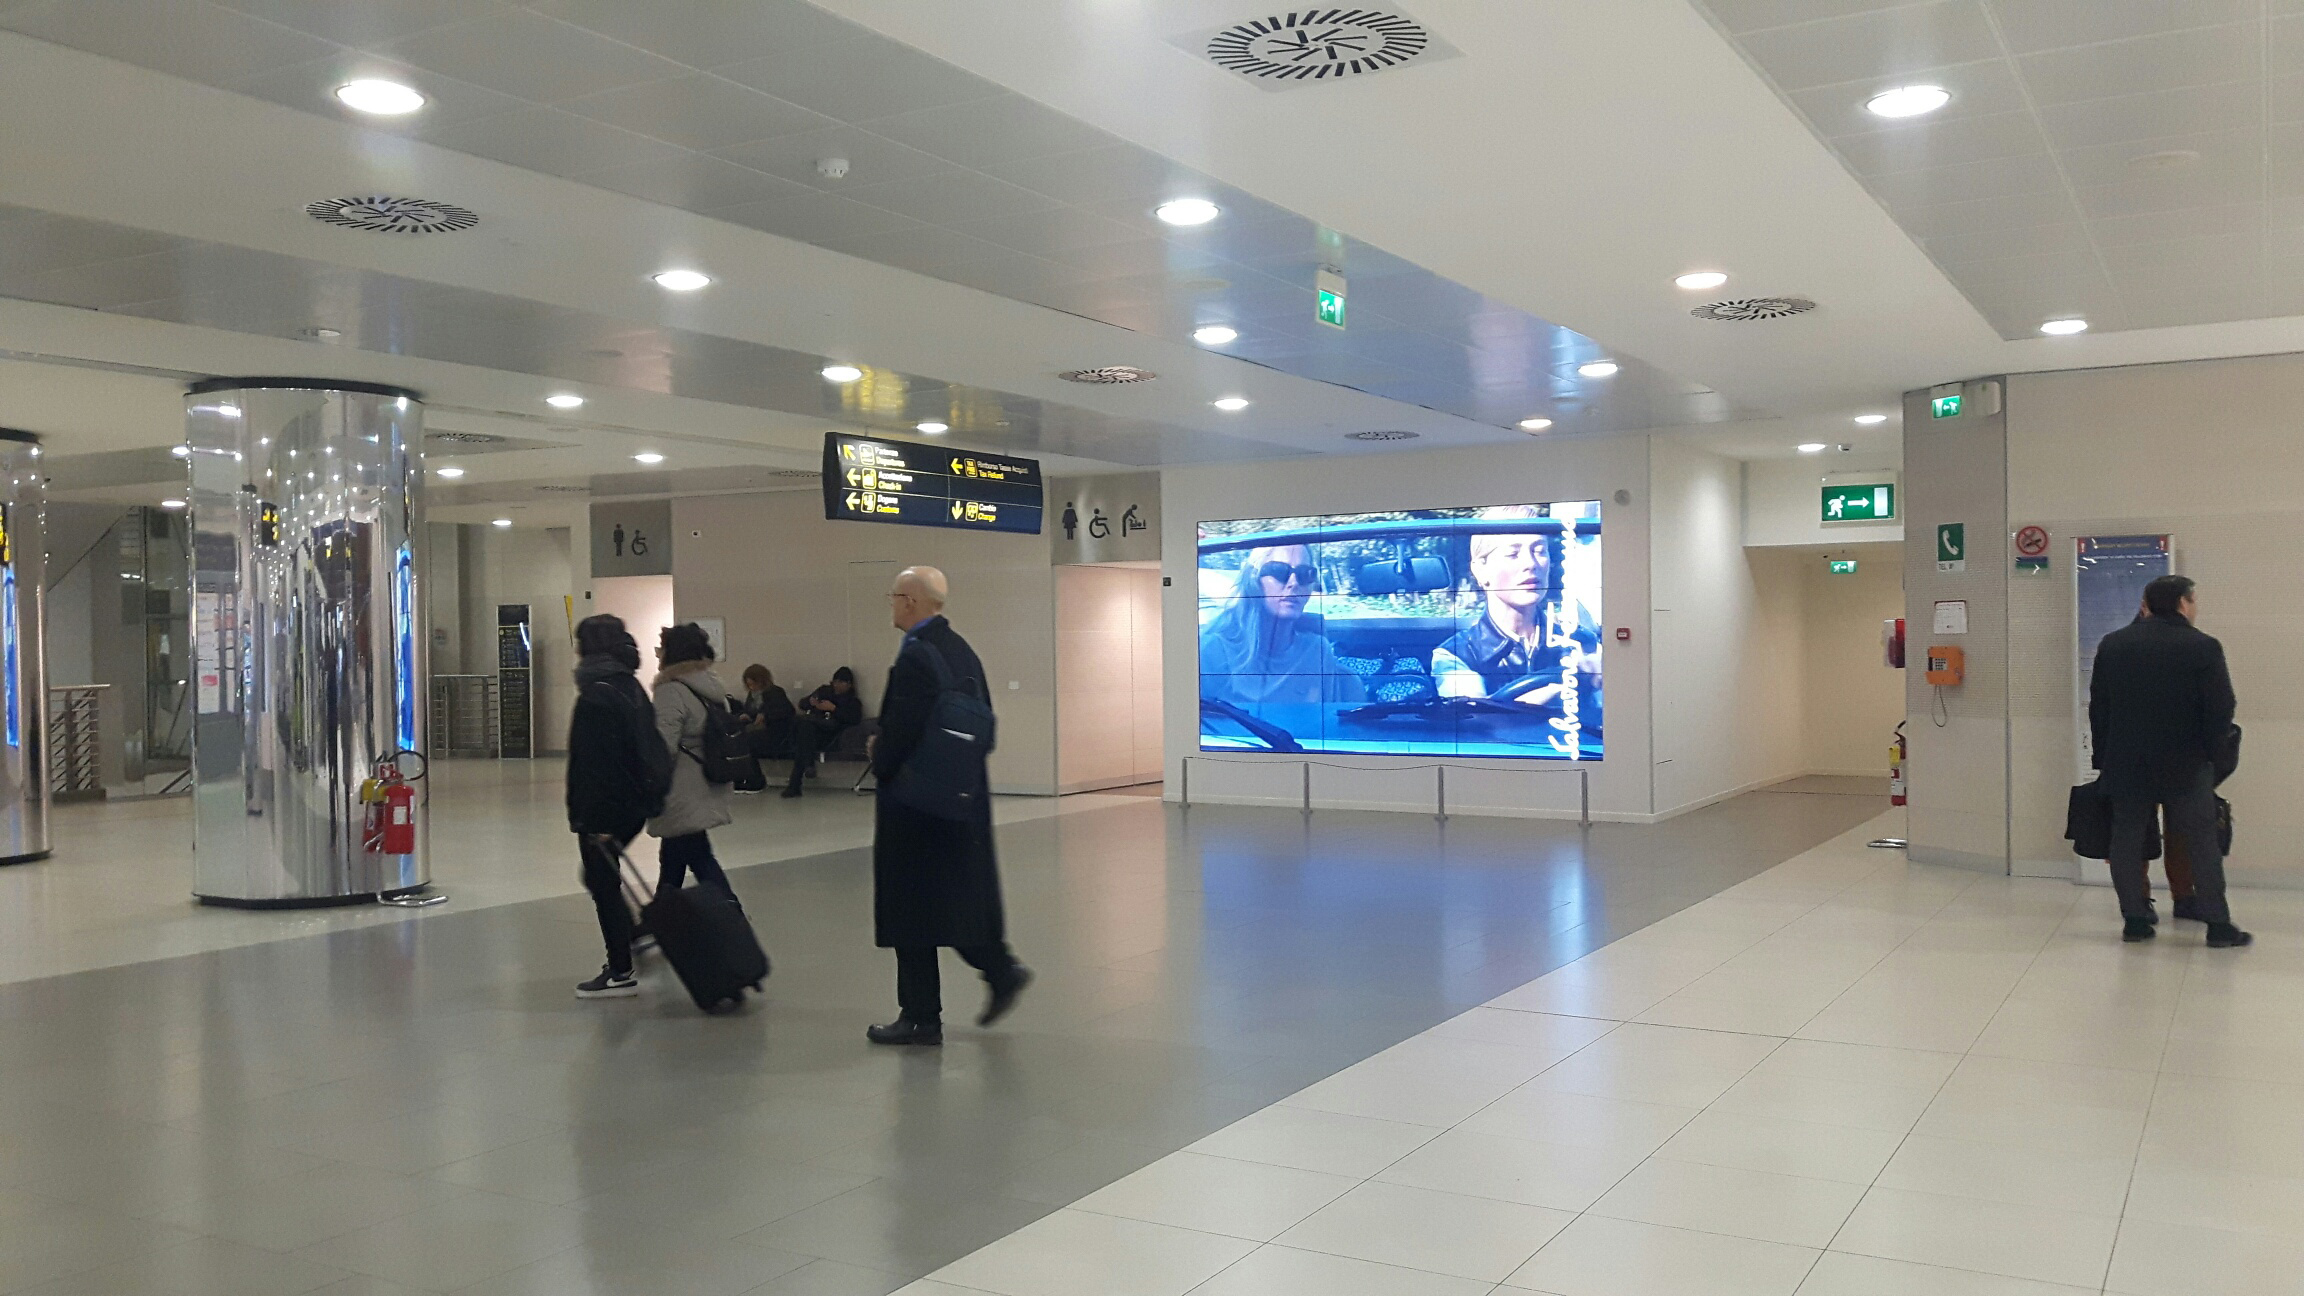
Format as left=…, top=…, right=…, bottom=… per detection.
left=649, top=623, right=738, bottom=902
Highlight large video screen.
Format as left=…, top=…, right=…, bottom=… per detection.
left=1197, top=503, right=1602, bottom=760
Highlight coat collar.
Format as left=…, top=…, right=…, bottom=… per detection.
left=653, top=658, right=715, bottom=689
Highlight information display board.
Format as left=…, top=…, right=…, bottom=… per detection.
left=821, top=432, right=1043, bottom=535
left=497, top=603, right=532, bottom=760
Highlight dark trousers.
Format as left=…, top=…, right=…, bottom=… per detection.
left=657, top=831, right=738, bottom=905
left=578, top=829, right=640, bottom=975
left=785, top=716, right=847, bottom=791
left=2110, top=769, right=2230, bottom=924
left=895, top=943, right=1020, bottom=1025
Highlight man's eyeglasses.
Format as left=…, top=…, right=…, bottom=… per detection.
left=1257, top=562, right=1319, bottom=587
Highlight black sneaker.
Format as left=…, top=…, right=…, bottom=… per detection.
left=2206, top=923, right=2254, bottom=948
left=576, top=966, right=639, bottom=998
left=865, top=1017, right=942, bottom=1046
left=979, top=966, right=1033, bottom=1028
left=2123, top=919, right=2157, bottom=942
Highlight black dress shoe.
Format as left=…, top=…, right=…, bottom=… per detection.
left=978, top=966, right=1033, bottom=1028
left=2143, top=901, right=2160, bottom=926
left=2171, top=897, right=2204, bottom=922
left=2206, top=923, right=2254, bottom=948
left=779, top=786, right=803, bottom=799
left=2123, top=919, right=2157, bottom=942
left=866, top=1018, right=943, bottom=1046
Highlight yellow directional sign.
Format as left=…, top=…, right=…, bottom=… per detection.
left=949, top=500, right=962, bottom=519
left=845, top=492, right=860, bottom=511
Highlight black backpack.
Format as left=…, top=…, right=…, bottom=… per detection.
left=677, top=680, right=756, bottom=785
left=613, top=683, right=674, bottom=817
left=885, top=638, right=997, bottom=821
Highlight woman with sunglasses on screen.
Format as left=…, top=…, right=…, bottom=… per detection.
left=1198, top=545, right=1366, bottom=728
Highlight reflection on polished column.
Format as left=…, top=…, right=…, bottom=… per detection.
left=0, top=428, right=47, bottom=864
left=186, top=380, right=429, bottom=906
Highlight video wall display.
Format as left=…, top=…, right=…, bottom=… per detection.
left=1197, top=503, right=1603, bottom=760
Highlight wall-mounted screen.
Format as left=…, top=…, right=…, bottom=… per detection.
left=821, top=432, right=1043, bottom=535
left=1197, top=503, right=1603, bottom=760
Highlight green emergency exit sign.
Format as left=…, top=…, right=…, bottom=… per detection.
left=1931, top=392, right=1962, bottom=418
left=1821, top=482, right=1895, bottom=523
left=1829, top=560, right=1858, bottom=574
left=1316, top=288, right=1346, bottom=329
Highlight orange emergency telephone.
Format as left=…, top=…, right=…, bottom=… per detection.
left=1924, top=645, right=1965, bottom=687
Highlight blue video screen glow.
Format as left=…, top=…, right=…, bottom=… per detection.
left=1197, top=504, right=1603, bottom=760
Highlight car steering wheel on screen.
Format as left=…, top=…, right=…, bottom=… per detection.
left=1490, top=673, right=1567, bottom=705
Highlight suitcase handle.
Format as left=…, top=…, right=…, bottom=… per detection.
left=591, top=834, right=655, bottom=914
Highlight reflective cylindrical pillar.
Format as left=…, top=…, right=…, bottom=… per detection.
left=0, top=429, right=48, bottom=865
left=186, top=380, right=428, bottom=906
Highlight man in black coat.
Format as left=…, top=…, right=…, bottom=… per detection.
left=567, top=614, right=673, bottom=997
left=865, top=566, right=1031, bottom=1045
left=2089, top=575, right=2250, bottom=947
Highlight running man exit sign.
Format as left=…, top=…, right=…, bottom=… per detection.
left=1821, top=482, right=1895, bottom=523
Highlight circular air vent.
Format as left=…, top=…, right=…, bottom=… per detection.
left=1691, top=296, right=1817, bottom=322
left=306, top=196, right=480, bottom=235
left=1208, top=11, right=1432, bottom=82
left=1058, top=367, right=1157, bottom=384
left=427, top=431, right=504, bottom=445
left=1346, top=429, right=1420, bottom=441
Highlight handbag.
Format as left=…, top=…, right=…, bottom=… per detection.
left=885, top=637, right=997, bottom=821
left=2065, top=780, right=2161, bottom=860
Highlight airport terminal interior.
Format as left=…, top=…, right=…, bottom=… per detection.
left=4, top=2, right=2304, bottom=1293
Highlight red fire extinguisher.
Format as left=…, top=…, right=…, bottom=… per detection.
left=361, top=755, right=419, bottom=855
left=1889, top=721, right=1908, bottom=807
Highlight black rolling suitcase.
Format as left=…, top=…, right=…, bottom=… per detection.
left=619, top=851, right=769, bottom=1013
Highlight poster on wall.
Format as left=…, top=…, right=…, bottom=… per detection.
left=2074, top=534, right=2171, bottom=778
left=1196, top=503, right=1603, bottom=759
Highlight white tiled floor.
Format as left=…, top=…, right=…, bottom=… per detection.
left=889, top=811, right=2304, bottom=1295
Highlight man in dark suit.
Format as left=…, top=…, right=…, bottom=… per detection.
left=865, top=566, right=1031, bottom=1045
left=2089, top=575, right=2250, bottom=947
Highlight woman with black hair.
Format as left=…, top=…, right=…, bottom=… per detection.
left=568, top=614, right=670, bottom=999
left=650, top=622, right=739, bottom=900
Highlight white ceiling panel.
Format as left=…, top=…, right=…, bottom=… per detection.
left=565, top=153, right=814, bottom=212
left=560, top=74, right=837, bottom=152
left=429, top=106, right=689, bottom=175
left=1706, top=0, right=2296, bottom=337
left=713, top=38, right=1001, bottom=121
left=1703, top=0, right=1920, bottom=33
left=377, top=10, right=690, bottom=103
left=0, top=0, right=332, bottom=82
left=212, top=0, right=509, bottom=46
left=527, top=0, right=857, bottom=70
left=710, top=126, right=960, bottom=190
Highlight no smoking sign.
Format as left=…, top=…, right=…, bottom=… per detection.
left=2014, top=525, right=2050, bottom=557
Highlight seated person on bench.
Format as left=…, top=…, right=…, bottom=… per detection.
left=783, top=666, right=863, bottom=798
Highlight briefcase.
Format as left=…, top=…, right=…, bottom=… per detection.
left=2066, top=781, right=2160, bottom=861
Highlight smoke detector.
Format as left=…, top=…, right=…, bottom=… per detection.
left=1178, top=10, right=1457, bottom=90
left=1346, top=429, right=1419, bottom=441
left=1691, top=296, right=1817, bottom=322
left=1058, top=366, right=1157, bottom=384
left=306, top=196, right=480, bottom=235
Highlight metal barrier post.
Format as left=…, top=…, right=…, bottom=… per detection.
left=1436, top=765, right=1447, bottom=820
left=1579, top=768, right=1590, bottom=827
left=1301, top=762, right=1312, bottom=814
left=1179, top=757, right=1190, bottom=807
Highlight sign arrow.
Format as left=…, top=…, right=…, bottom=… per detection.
left=845, top=493, right=859, bottom=510
left=950, top=500, right=963, bottom=520
left=951, top=457, right=964, bottom=473
left=845, top=467, right=860, bottom=485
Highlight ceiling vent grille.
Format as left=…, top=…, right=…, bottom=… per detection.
left=533, top=484, right=590, bottom=493
left=1691, top=296, right=1817, bottom=322
left=306, top=196, right=480, bottom=235
left=1346, top=429, right=1419, bottom=441
left=1183, top=10, right=1457, bottom=89
left=1058, top=366, right=1157, bottom=384
left=767, top=468, right=819, bottom=478
left=427, top=431, right=503, bottom=445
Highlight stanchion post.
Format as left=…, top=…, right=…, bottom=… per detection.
left=1179, top=757, right=1190, bottom=808
left=1579, top=768, right=1590, bottom=827
left=1301, top=762, right=1312, bottom=815
left=1436, top=765, right=1447, bottom=820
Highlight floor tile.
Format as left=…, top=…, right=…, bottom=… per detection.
left=1875, top=1134, right=2134, bottom=1215
left=1186, top=1106, right=1438, bottom=1178
left=1795, top=1251, right=2097, bottom=1295
left=153, top=1161, right=475, bottom=1253
left=928, top=1209, right=1255, bottom=1296
left=1652, top=1109, right=1902, bottom=1184
left=1071, top=1151, right=1356, bottom=1241
left=1187, top=1244, right=1495, bottom=1296
left=289, top=1192, right=587, bottom=1292
left=7, top=1234, right=353, bottom=1296
left=1588, top=1158, right=1865, bottom=1248
left=2122, top=1162, right=2304, bottom=1240
left=2106, top=1216, right=2304, bottom=1295
left=747, top=1259, right=915, bottom=1296
left=1503, top=1213, right=1817, bottom=1296
left=1831, top=1186, right=2119, bottom=1289
left=1275, top=1181, right=1572, bottom=1283
left=1457, top=1087, right=1698, bottom=1156
left=1374, top=1128, right=1645, bottom=1212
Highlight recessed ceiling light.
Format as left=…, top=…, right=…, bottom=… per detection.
left=1797, top=442, right=1828, bottom=453
left=1865, top=84, right=1950, bottom=119
left=632, top=452, right=665, bottom=465
left=170, top=444, right=191, bottom=458
left=492, top=517, right=514, bottom=528
left=916, top=421, right=948, bottom=434
left=1212, top=396, right=1250, bottom=411
left=1192, top=325, right=1239, bottom=346
left=651, top=269, right=711, bottom=292
left=1519, top=417, right=1554, bottom=431
left=160, top=498, right=186, bottom=510
left=434, top=466, right=466, bottom=478
left=1674, top=271, right=1728, bottom=291
left=1577, top=361, right=1620, bottom=378
left=334, top=79, right=426, bottom=116
left=2040, top=317, right=2089, bottom=335
left=1854, top=413, right=1888, bottom=425
left=1155, top=198, right=1221, bottom=226
left=545, top=393, right=585, bottom=410
left=821, top=364, right=863, bottom=383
